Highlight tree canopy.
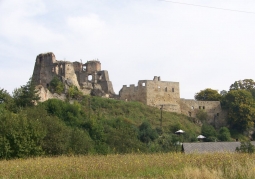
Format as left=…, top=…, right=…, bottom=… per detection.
left=224, top=90, right=255, bottom=132
left=194, top=88, right=222, bottom=101
left=12, top=78, right=40, bottom=108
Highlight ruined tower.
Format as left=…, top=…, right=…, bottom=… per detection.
left=32, top=52, right=115, bottom=101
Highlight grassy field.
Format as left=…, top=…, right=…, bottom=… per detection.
left=0, top=152, right=255, bottom=179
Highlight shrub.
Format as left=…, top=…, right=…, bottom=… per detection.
left=236, top=141, right=255, bottom=153
left=49, top=76, right=64, bottom=94
left=218, top=127, right=231, bottom=141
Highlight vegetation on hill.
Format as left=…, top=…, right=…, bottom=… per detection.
left=196, top=79, right=255, bottom=139
left=1, top=78, right=255, bottom=159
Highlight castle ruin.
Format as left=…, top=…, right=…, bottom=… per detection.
left=32, top=52, right=224, bottom=125
left=32, top=52, right=115, bottom=101
left=119, top=76, right=224, bottom=125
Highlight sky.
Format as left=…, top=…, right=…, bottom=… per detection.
left=1, top=0, right=255, bottom=99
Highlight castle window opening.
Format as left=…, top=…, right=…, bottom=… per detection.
left=203, top=106, right=205, bottom=109
left=88, top=75, right=92, bottom=81
left=142, top=82, right=145, bottom=87
left=172, top=88, right=174, bottom=92
left=82, top=66, right=86, bottom=71
left=98, top=74, right=102, bottom=80
left=165, top=87, right=167, bottom=92
left=191, top=106, right=194, bottom=109
left=46, top=83, right=49, bottom=88
left=199, top=106, right=201, bottom=109
left=217, top=113, right=219, bottom=116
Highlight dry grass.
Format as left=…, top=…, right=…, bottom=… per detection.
left=0, top=152, right=255, bottom=178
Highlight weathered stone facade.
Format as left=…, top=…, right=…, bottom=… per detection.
left=32, top=52, right=115, bottom=101
left=119, top=76, right=225, bottom=125
left=32, top=52, right=225, bottom=124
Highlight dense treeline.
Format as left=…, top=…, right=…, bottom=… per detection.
left=0, top=95, right=202, bottom=159
left=195, top=79, right=255, bottom=140
left=0, top=78, right=204, bottom=159
left=1, top=78, right=254, bottom=159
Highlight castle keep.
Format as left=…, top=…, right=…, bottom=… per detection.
left=32, top=52, right=115, bottom=101
left=119, top=76, right=223, bottom=124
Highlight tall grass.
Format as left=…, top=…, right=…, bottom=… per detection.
left=1, top=152, right=255, bottom=178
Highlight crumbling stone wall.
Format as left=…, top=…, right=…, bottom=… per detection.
left=32, top=52, right=115, bottom=101
left=120, top=76, right=224, bottom=124
left=119, top=76, right=181, bottom=112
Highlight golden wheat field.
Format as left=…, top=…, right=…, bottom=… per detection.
left=0, top=152, right=255, bottom=179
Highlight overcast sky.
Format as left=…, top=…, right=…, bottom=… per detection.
left=1, top=0, right=255, bottom=99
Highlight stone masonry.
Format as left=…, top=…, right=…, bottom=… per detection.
left=119, top=76, right=225, bottom=126
left=32, top=52, right=224, bottom=124
left=32, top=52, right=115, bottom=101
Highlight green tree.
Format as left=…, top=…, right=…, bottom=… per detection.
left=201, top=124, right=217, bottom=142
left=67, top=85, right=83, bottom=100
left=0, top=110, right=45, bottom=159
left=218, top=127, right=231, bottom=141
left=194, top=88, right=222, bottom=101
left=0, top=88, right=14, bottom=110
left=230, top=79, right=255, bottom=99
left=138, top=121, right=158, bottom=143
left=41, top=116, right=71, bottom=155
left=224, top=90, right=255, bottom=132
left=49, top=76, right=64, bottom=94
left=196, top=110, right=207, bottom=122
left=13, top=78, right=40, bottom=108
left=68, top=128, right=94, bottom=155
left=230, top=79, right=255, bottom=91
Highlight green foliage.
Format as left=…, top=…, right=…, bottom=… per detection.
left=194, top=88, right=222, bottom=101
left=230, top=79, right=255, bottom=100
left=0, top=92, right=204, bottom=158
left=68, top=128, right=94, bottom=155
left=224, top=90, right=255, bottom=132
left=42, top=99, right=85, bottom=126
left=0, top=88, right=14, bottom=110
left=236, top=141, right=255, bottom=153
left=13, top=78, right=40, bottom=108
left=218, top=127, right=231, bottom=141
left=230, top=79, right=255, bottom=91
left=196, top=110, right=208, bottom=122
left=201, top=124, right=217, bottom=142
left=0, top=109, right=45, bottom=159
left=41, top=116, right=71, bottom=155
left=104, top=118, right=147, bottom=154
left=49, top=76, right=64, bottom=94
left=67, top=85, right=83, bottom=100
left=138, top=121, right=158, bottom=143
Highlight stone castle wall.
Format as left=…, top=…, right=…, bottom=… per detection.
left=33, top=52, right=224, bottom=124
left=32, top=52, right=115, bottom=101
left=119, top=76, right=225, bottom=125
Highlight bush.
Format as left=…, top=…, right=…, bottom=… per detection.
left=138, top=121, right=158, bottom=143
left=218, top=127, right=231, bottom=141
left=201, top=124, right=217, bottom=142
left=67, top=86, right=83, bottom=100
left=49, top=76, right=64, bottom=94
left=236, top=141, right=255, bottom=153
